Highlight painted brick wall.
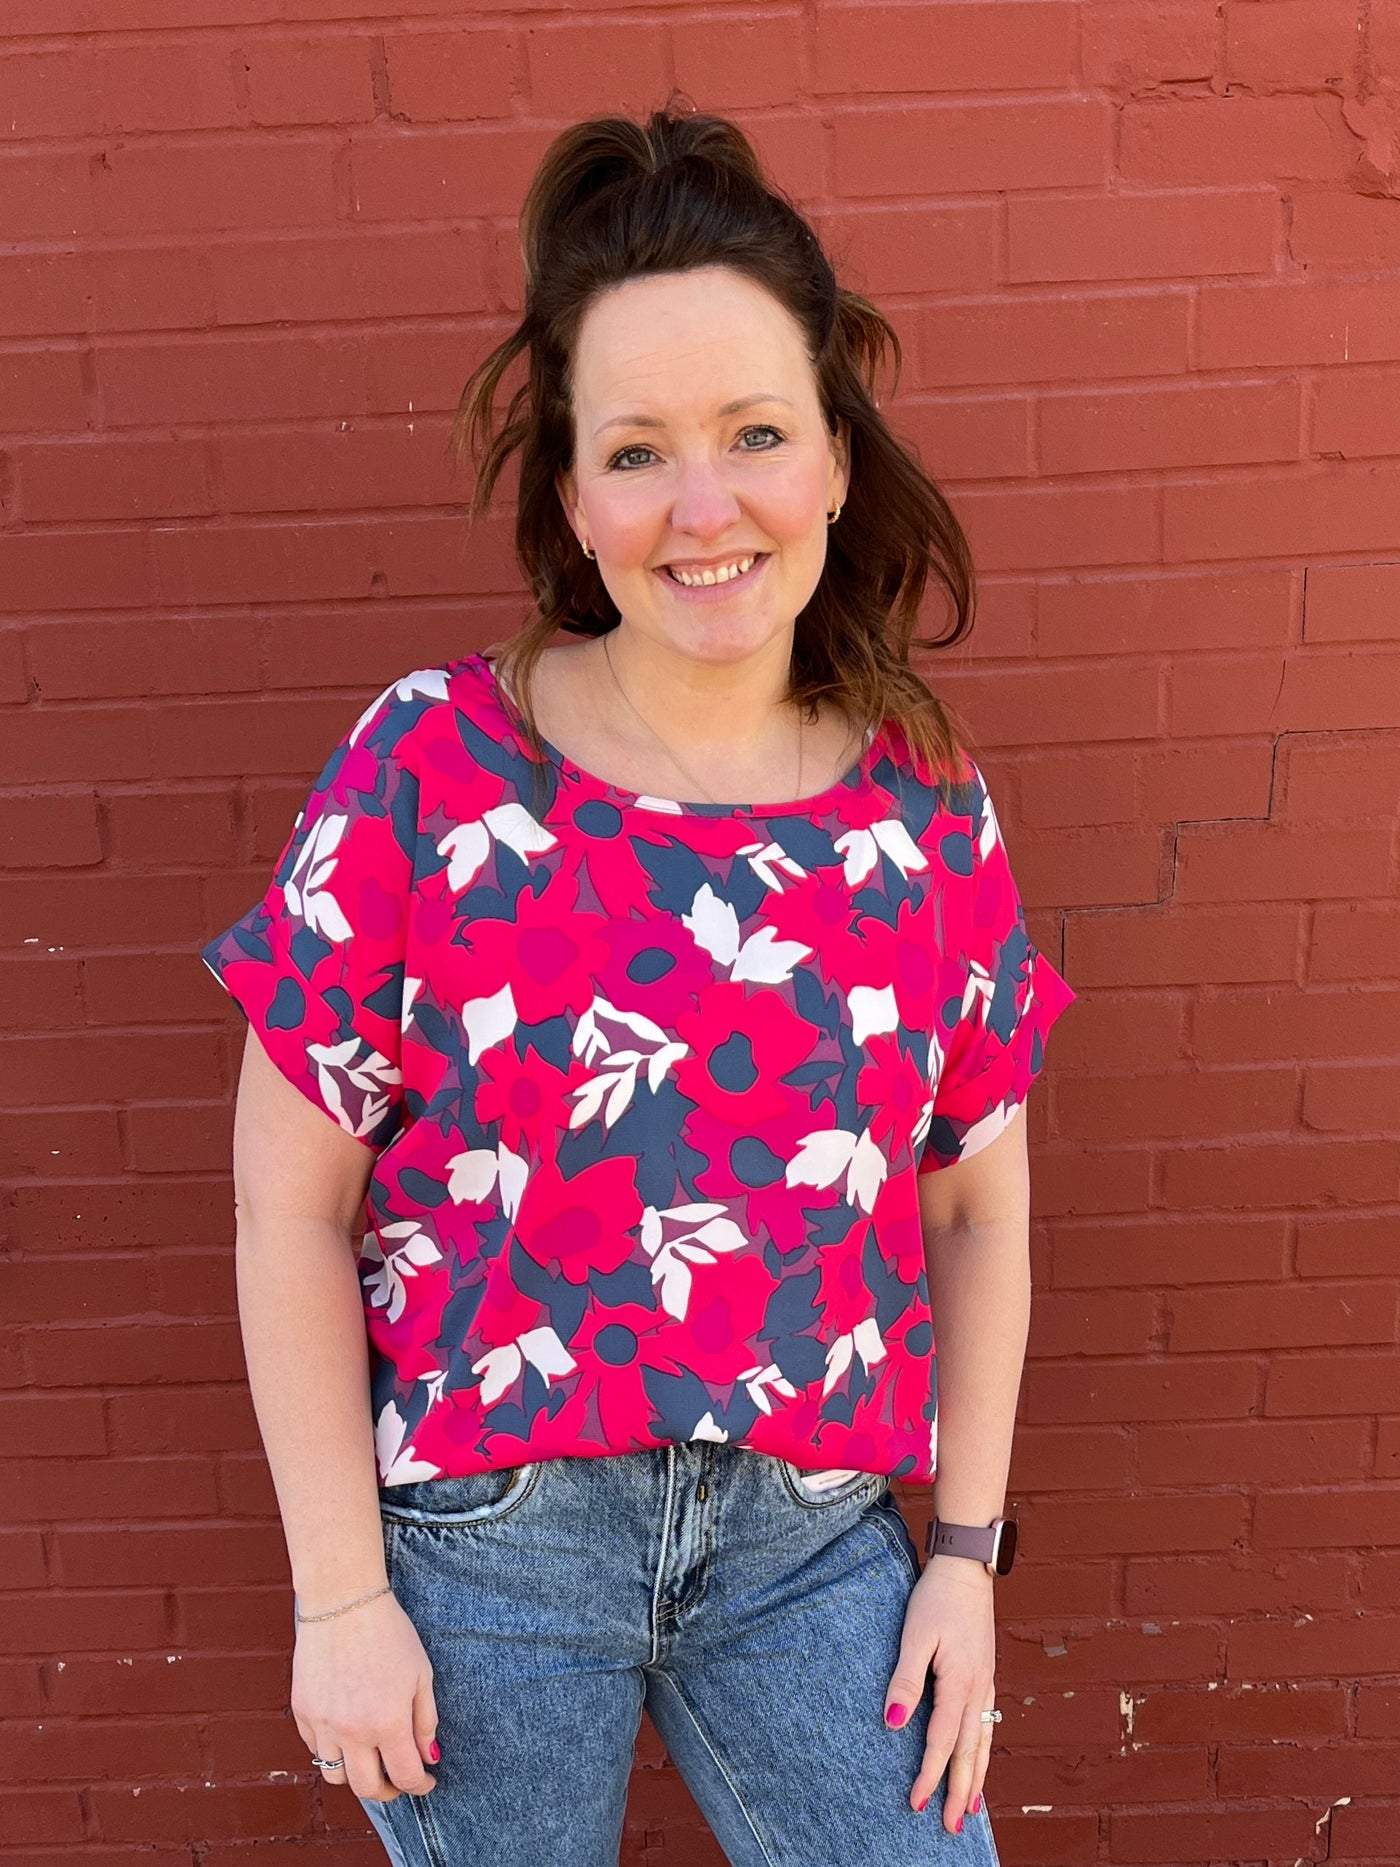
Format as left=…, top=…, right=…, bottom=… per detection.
left=3, top=3, right=1398, bottom=1863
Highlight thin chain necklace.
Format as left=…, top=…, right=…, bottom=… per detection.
left=600, top=631, right=804, bottom=807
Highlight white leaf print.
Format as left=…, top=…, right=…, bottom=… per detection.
left=976, top=769, right=1001, bottom=862
left=871, top=817, right=930, bottom=878
left=573, top=1004, right=604, bottom=1067
left=732, top=924, right=813, bottom=983
left=286, top=812, right=354, bottom=943
left=822, top=1331, right=854, bottom=1398
left=683, top=884, right=740, bottom=965
left=472, top=1342, right=522, bottom=1407
left=847, top=1127, right=888, bottom=1215
left=603, top=1063, right=637, bottom=1128
left=848, top=982, right=899, bottom=1045
left=786, top=1128, right=858, bottom=1190
left=496, top=1143, right=529, bottom=1222
left=485, top=800, right=557, bottom=862
left=657, top=1252, right=692, bottom=1320
left=646, top=1041, right=689, bottom=1093
left=743, top=1362, right=798, bottom=1416
left=911, top=1094, right=935, bottom=1156
left=375, top=1399, right=442, bottom=1487
left=461, top=981, right=517, bottom=1065
left=833, top=825, right=879, bottom=888
left=690, top=1411, right=730, bottom=1442
left=961, top=960, right=995, bottom=1025
left=853, top=1314, right=888, bottom=1371
left=568, top=1075, right=612, bottom=1130
left=673, top=1241, right=717, bottom=1265
left=953, top=1099, right=1016, bottom=1163
left=693, top=1216, right=747, bottom=1252
left=361, top=1221, right=443, bottom=1324
left=402, top=976, right=422, bottom=1032
left=447, top=1147, right=501, bottom=1204
left=349, top=666, right=448, bottom=749
left=307, top=1036, right=401, bottom=1143
left=635, top=794, right=685, bottom=815
left=519, top=1325, right=577, bottom=1383
left=740, top=839, right=809, bottom=891
left=439, top=818, right=491, bottom=893
left=641, top=1208, right=664, bottom=1256
left=667, top=1201, right=729, bottom=1222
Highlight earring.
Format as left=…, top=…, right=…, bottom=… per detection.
left=827, top=503, right=842, bottom=525
left=581, top=538, right=595, bottom=560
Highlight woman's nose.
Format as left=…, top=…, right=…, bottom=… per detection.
left=668, top=462, right=743, bottom=536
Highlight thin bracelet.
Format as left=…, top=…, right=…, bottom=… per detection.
left=295, top=1583, right=392, bottom=1624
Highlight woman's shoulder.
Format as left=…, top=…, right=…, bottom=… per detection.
left=344, top=654, right=504, bottom=760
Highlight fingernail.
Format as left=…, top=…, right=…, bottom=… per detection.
left=914, top=1793, right=929, bottom=1813
left=955, top=1815, right=964, bottom=1833
left=971, top=1793, right=982, bottom=1813
left=885, top=1703, right=908, bottom=1728
left=429, top=1740, right=440, bottom=1762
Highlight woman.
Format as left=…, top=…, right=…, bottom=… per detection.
left=201, top=100, right=1075, bottom=1867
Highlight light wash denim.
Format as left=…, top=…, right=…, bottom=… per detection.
left=355, top=1442, right=1002, bottom=1867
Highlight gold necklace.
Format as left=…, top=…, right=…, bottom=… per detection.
left=600, top=632, right=804, bottom=806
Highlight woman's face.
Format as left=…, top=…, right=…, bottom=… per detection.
left=556, top=265, right=849, bottom=670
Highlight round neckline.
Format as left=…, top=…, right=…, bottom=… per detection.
left=467, top=651, right=879, bottom=819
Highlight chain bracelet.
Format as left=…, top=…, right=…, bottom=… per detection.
left=294, top=1582, right=392, bottom=1624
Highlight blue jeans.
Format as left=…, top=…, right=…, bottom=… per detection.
left=358, top=1442, right=1002, bottom=1867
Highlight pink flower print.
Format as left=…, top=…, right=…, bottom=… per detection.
left=473, top=1041, right=575, bottom=1157
left=516, top=1155, right=645, bottom=1284
left=674, top=981, right=815, bottom=1128
left=466, top=870, right=611, bottom=1025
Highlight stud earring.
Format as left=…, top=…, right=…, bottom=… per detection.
left=827, top=503, right=842, bottom=525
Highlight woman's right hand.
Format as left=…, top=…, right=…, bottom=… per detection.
left=290, top=1590, right=440, bottom=1803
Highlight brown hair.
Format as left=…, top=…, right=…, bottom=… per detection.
left=450, top=94, right=981, bottom=810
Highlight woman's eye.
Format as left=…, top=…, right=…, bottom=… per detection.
left=738, top=424, right=786, bottom=450
left=605, top=425, right=787, bottom=472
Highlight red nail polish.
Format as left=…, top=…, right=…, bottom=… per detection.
left=429, top=1740, right=440, bottom=1762
left=885, top=1703, right=908, bottom=1728
left=914, top=1793, right=929, bottom=1812
left=955, top=1815, right=964, bottom=1833
left=971, top=1793, right=982, bottom=1813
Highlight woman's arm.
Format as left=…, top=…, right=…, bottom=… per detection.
left=884, top=1102, right=1033, bottom=1835
left=231, top=1025, right=389, bottom=1609
left=918, top=1100, right=1032, bottom=1551
left=229, top=1026, right=440, bottom=1805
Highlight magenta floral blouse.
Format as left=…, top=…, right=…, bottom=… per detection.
left=201, top=653, right=1075, bottom=1487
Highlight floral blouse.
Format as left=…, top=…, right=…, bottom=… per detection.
left=201, top=652, right=1075, bottom=1488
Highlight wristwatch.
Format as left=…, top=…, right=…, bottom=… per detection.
left=925, top=1515, right=1018, bottom=1577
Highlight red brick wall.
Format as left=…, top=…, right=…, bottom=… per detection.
left=4, top=4, right=1398, bottom=1863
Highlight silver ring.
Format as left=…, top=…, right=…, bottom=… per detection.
left=980, top=1709, right=1002, bottom=1723
left=311, top=1754, right=346, bottom=1769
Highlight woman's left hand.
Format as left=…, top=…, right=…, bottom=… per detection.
left=883, top=1556, right=997, bottom=1831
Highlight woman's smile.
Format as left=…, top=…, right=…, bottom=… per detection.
left=654, top=552, right=771, bottom=600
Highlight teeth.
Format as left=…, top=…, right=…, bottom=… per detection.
left=666, top=555, right=757, bottom=587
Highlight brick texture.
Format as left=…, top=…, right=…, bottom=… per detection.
left=4, top=3, right=1398, bottom=1864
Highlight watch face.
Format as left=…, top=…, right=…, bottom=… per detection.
left=993, top=1518, right=1018, bottom=1575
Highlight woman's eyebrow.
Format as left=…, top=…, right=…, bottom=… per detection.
left=593, top=392, right=796, bottom=438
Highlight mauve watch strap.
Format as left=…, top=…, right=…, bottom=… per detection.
left=926, top=1518, right=997, bottom=1563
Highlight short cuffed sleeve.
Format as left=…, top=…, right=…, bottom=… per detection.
left=917, top=761, right=1076, bottom=1173
left=200, top=678, right=425, bottom=1154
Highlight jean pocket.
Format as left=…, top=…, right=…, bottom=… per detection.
left=378, top=1462, right=543, bottom=1528
left=777, top=1459, right=885, bottom=1509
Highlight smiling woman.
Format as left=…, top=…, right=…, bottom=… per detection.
left=204, top=92, right=1073, bottom=1867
